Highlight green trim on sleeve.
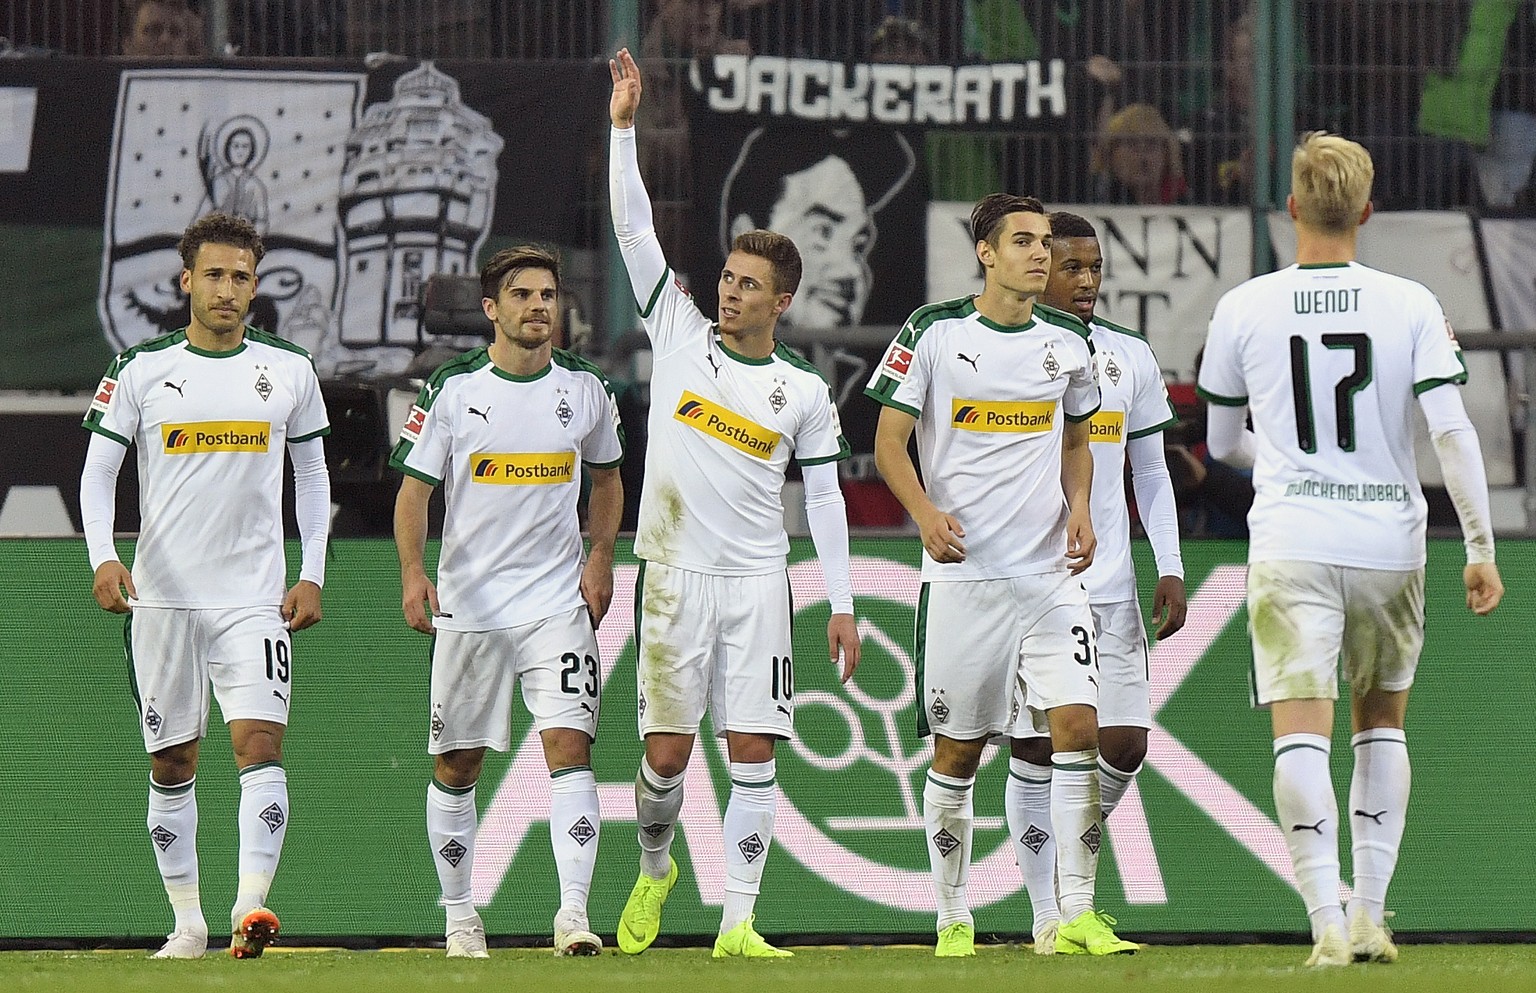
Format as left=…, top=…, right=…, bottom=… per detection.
left=1065, top=401, right=1102, bottom=423
left=1196, top=386, right=1249, bottom=407
left=1127, top=415, right=1179, bottom=440
left=390, top=461, right=442, bottom=487
left=863, top=388, right=921, bottom=419
left=83, top=421, right=131, bottom=447
left=637, top=269, right=669, bottom=319
left=797, top=446, right=850, bottom=466
left=289, top=426, right=331, bottom=443
left=583, top=456, right=625, bottom=470
left=1414, top=352, right=1469, bottom=395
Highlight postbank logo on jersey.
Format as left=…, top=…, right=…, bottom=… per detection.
left=1088, top=410, right=1125, bottom=444
left=162, top=421, right=270, bottom=453
left=950, top=399, right=1055, bottom=433
left=471, top=452, right=575, bottom=485
left=673, top=391, right=781, bottom=460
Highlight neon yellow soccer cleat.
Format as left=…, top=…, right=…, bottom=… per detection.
left=1055, top=910, right=1139, bottom=956
left=934, top=921, right=975, bottom=957
left=617, top=857, right=678, bottom=954
left=713, top=915, right=794, bottom=958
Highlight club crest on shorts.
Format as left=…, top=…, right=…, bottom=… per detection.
left=928, top=691, right=950, bottom=724
left=144, top=703, right=164, bottom=736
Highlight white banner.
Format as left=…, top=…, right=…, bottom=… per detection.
left=1479, top=218, right=1536, bottom=333
left=927, top=203, right=1252, bottom=379
left=1271, top=211, right=1514, bottom=486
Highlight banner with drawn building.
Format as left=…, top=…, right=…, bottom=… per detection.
left=0, top=58, right=605, bottom=389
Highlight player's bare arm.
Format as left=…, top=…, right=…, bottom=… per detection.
left=581, top=466, right=623, bottom=626
left=1061, top=417, right=1096, bottom=574
left=873, top=406, right=966, bottom=563
left=282, top=580, right=322, bottom=632
left=609, top=47, right=642, bottom=128
left=394, top=474, right=440, bottom=635
left=92, top=560, right=137, bottom=613
left=1151, top=575, right=1188, bottom=639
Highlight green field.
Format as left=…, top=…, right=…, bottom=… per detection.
left=6, top=944, right=1535, bottom=993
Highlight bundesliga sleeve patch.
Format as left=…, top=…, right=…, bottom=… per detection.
left=91, top=377, right=118, bottom=414
left=400, top=404, right=428, bottom=443
left=881, top=342, right=914, bottom=381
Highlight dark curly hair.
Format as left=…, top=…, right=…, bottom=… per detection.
left=178, top=213, right=265, bottom=271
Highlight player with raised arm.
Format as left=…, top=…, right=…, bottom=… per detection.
left=867, top=193, right=1137, bottom=958
left=607, top=48, right=861, bottom=958
left=1198, top=132, right=1504, bottom=967
left=79, top=212, right=331, bottom=959
left=391, top=246, right=624, bottom=958
left=1006, top=211, right=1187, bottom=953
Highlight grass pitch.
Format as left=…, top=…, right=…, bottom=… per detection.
left=5, top=943, right=1535, bottom=993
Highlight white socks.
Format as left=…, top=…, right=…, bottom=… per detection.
left=635, top=756, right=685, bottom=880
left=923, top=769, right=975, bottom=931
left=548, top=766, right=600, bottom=919
left=148, top=776, right=205, bottom=936
left=1098, top=756, right=1140, bottom=820
left=1052, top=749, right=1102, bottom=921
left=1004, top=758, right=1059, bottom=934
left=721, top=760, right=777, bottom=934
left=1273, top=733, right=1346, bottom=939
left=233, top=762, right=288, bottom=928
left=426, top=778, right=478, bottom=926
left=1347, top=728, right=1410, bottom=925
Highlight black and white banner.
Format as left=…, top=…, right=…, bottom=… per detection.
left=927, top=203, right=1253, bottom=380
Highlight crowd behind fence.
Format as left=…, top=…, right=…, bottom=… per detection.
left=5, top=2, right=1534, bottom=211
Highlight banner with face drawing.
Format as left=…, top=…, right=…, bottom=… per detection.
left=0, top=59, right=604, bottom=388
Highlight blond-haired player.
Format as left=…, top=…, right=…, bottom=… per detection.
left=1199, top=132, right=1503, bottom=966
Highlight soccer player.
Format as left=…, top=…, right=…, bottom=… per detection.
left=391, top=246, right=624, bottom=958
left=608, top=48, right=861, bottom=958
left=1198, top=132, right=1503, bottom=967
left=79, top=212, right=331, bottom=959
left=1006, top=211, right=1187, bottom=953
left=867, top=193, right=1137, bottom=957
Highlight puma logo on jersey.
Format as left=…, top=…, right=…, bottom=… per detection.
left=163, top=379, right=186, bottom=396
left=951, top=399, right=1055, bottom=433
left=707, top=353, right=722, bottom=377
left=956, top=352, right=979, bottom=371
left=1291, top=818, right=1327, bottom=834
left=673, top=391, right=781, bottom=459
left=468, top=405, right=490, bottom=423
left=1353, top=809, right=1388, bottom=824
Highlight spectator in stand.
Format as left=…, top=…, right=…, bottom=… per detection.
left=121, top=0, right=204, bottom=58
left=1093, top=103, right=1189, bottom=205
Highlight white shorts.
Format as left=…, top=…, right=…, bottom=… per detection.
left=430, top=607, right=601, bottom=753
left=634, top=561, right=794, bottom=739
left=1014, top=598, right=1150, bottom=738
left=919, top=573, right=1098, bottom=740
left=1247, top=560, right=1425, bottom=706
left=126, top=605, right=291, bottom=752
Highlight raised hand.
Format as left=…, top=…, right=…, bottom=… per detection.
left=609, top=47, right=643, bottom=128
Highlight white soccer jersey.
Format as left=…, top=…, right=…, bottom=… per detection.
left=865, top=297, right=1101, bottom=581
left=1080, top=318, right=1179, bottom=603
left=390, top=347, right=624, bottom=631
left=634, top=271, right=850, bottom=575
left=1199, top=261, right=1468, bottom=569
left=82, top=328, right=330, bottom=608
